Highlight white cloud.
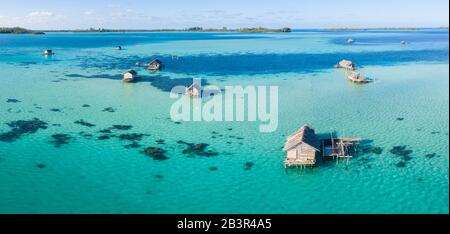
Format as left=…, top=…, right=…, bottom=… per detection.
left=28, top=11, right=55, bottom=18
left=84, top=10, right=94, bottom=16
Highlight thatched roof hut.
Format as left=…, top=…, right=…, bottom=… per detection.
left=123, top=69, right=138, bottom=82
left=347, top=71, right=369, bottom=83
left=145, top=59, right=163, bottom=71
left=283, top=124, right=321, bottom=167
left=337, top=60, right=356, bottom=70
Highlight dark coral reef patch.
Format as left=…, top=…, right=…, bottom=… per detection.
left=177, top=140, right=219, bottom=157
left=0, top=118, right=48, bottom=142
left=49, top=133, right=74, bottom=148
left=141, top=147, right=168, bottom=161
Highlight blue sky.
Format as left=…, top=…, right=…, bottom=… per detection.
left=0, top=0, right=448, bottom=29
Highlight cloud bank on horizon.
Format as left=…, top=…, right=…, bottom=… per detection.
left=0, top=0, right=448, bottom=29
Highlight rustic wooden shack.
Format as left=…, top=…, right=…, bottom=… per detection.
left=123, top=70, right=138, bottom=82
left=283, top=125, right=321, bottom=168
left=145, top=59, right=163, bottom=71
left=336, top=60, right=356, bottom=70
left=347, top=71, right=369, bottom=83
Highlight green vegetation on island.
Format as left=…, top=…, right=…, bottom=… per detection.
left=45, top=27, right=292, bottom=33
left=0, top=27, right=45, bottom=34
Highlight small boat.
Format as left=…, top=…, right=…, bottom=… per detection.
left=347, top=38, right=354, bottom=44
left=116, top=46, right=122, bottom=50
left=123, top=70, right=138, bottom=82
left=144, top=59, right=163, bottom=71
left=43, top=49, right=54, bottom=56
left=401, top=40, right=407, bottom=44
left=336, top=60, right=356, bottom=70
left=347, top=71, right=369, bottom=83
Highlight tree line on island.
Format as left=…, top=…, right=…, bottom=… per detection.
left=0, top=27, right=45, bottom=34
left=0, top=26, right=292, bottom=34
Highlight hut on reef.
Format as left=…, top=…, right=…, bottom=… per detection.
left=145, top=59, right=163, bottom=71
left=43, top=49, right=54, bottom=56
left=283, top=125, right=363, bottom=169
left=116, top=46, right=122, bottom=50
left=283, top=125, right=321, bottom=168
left=347, top=71, right=369, bottom=83
left=123, top=70, right=138, bottom=82
left=336, top=60, right=356, bottom=70
left=186, top=83, right=201, bottom=97
left=347, top=38, right=354, bottom=44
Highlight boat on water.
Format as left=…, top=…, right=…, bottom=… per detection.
left=116, top=46, right=123, bottom=50
left=43, top=49, right=54, bottom=56
left=347, top=71, right=369, bottom=83
left=347, top=38, right=354, bottom=44
left=144, top=59, right=163, bottom=71
left=123, top=70, right=138, bottom=82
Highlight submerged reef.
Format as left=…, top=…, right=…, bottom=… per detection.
left=389, top=145, right=414, bottom=167
left=177, top=140, right=219, bottom=157
left=74, top=119, right=96, bottom=127
left=102, top=107, right=116, bottom=113
left=141, top=147, right=168, bottom=161
left=0, top=118, right=48, bottom=142
left=244, top=162, right=254, bottom=170
left=49, top=133, right=73, bottom=147
left=111, top=125, right=133, bottom=130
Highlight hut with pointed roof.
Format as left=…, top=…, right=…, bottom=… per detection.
left=123, top=69, right=138, bottom=82
left=145, top=59, right=163, bottom=71
left=347, top=71, right=369, bottom=83
left=336, top=59, right=356, bottom=70
left=283, top=124, right=321, bottom=168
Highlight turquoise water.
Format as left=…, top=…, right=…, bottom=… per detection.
left=0, top=29, right=448, bottom=213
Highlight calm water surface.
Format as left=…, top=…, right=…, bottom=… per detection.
left=0, top=29, right=448, bottom=213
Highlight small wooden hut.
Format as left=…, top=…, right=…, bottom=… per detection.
left=347, top=38, right=354, bottom=44
left=283, top=125, right=321, bottom=168
left=123, top=70, right=138, bottom=82
left=347, top=71, right=369, bottom=83
left=145, top=59, right=163, bottom=71
left=336, top=60, right=356, bottom=70
left=43, top=49, right=54, bottom=56
left=186, top=83, right=201, bottom=97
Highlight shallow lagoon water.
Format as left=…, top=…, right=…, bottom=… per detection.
left=0, top=29, right=448, bottom=213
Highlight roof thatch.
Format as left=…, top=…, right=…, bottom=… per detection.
left=283, top=125, right=321, bottom=152
left=150, top=59, right=162, bottom=65
left=125, top=69, right=137, bottom=75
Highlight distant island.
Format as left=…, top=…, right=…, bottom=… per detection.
left=44, top=27, right=292, bottom=33
left=0, top=27, right=45, bottom=34
left=323, top=27, right=418, bottom=31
